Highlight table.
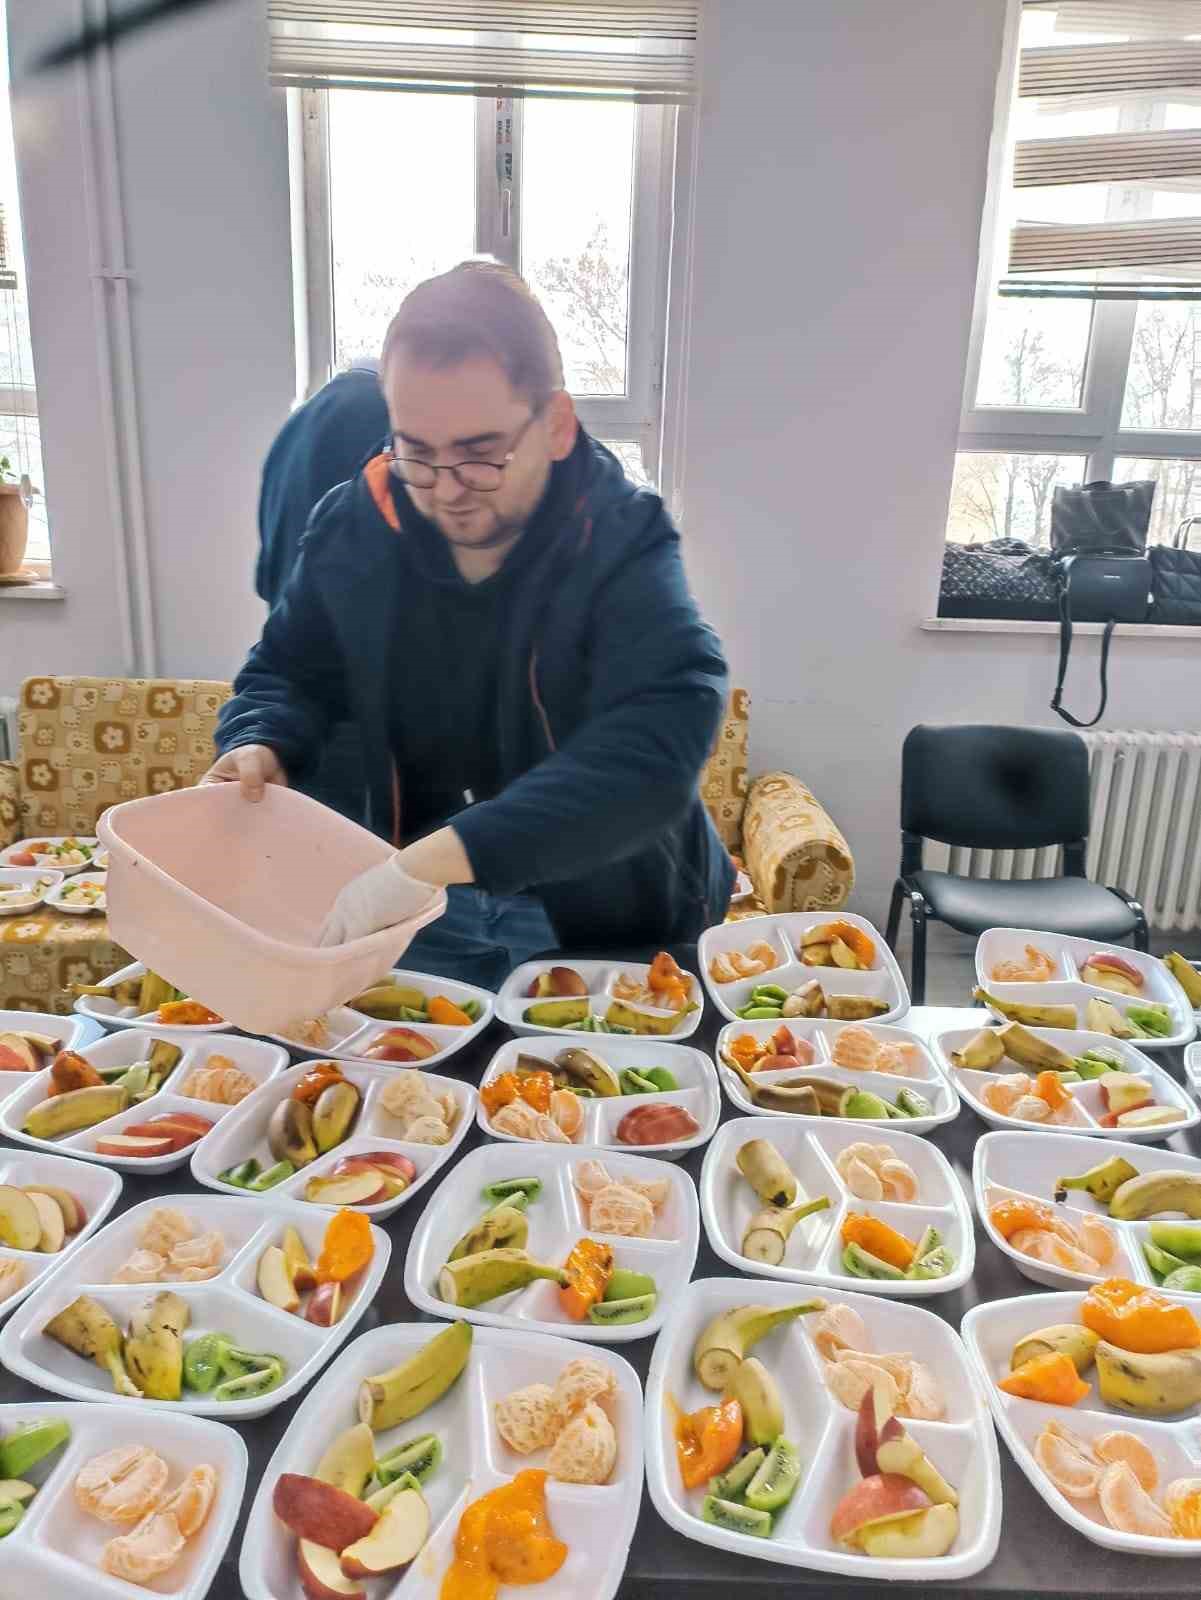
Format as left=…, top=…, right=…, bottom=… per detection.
left=2, top=974, right=1199, bottom=1599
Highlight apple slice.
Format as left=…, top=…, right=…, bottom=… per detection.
left=0, top=1184, right=43, bottom=1251
left=340, top=1487, right=429, bottom=1578
left=313, top=1423, right=375, bottom=1496
left=121, top=1122, right=198, bottom=1154
left=94, top=1133, right=176, bottom=1158
left=830, top=1474, right=931, bottom=1547
left=25, top=1190, right=66, bottom=1254
left=258, top=1244, right=301, bottom=1313
left=0, top=1034, right=38, bottom=1072
left=355, top=1151, right=416, bottom=1181
left=283, top=1226, right=318, bottom=1292
left=273, top=1474, right=376, bottom=1549
left=856, top=1501, right=959, bottom=1558
left=855, top=1379, right=903, bottom=1477
left=298, top=1540, right=366, bottom=1600
left=147, top=1110, right=214, bottom=1135
left=23, top=1186, right=85, bottom=1233
left=361, top=1028, right=438, bottom=1063
left=306, top=1281, right=342, bottom=1327
left=303, top=1170, right=388, bottom=1207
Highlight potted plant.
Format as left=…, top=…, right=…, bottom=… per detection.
left=0, top=456, right=32, bottom=575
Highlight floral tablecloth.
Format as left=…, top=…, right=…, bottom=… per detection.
left=0, top=910, right=130, bottom=1015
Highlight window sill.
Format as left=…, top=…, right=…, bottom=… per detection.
left=0, top=580, right=65, bottom=601
left=922, top=617, right=1198, bottom=639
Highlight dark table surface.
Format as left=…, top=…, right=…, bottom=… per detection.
left=3, top=959, right=1200, bottom=1599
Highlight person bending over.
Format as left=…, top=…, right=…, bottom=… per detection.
left=205, top=261, right=732, bottom=988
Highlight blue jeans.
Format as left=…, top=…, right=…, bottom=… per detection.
left=402, top=885, right=556, bottom=992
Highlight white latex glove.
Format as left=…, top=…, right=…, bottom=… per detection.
left=319, top=855, right=444, bottom=947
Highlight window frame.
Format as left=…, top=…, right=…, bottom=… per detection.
left=293, top=88, right=675, bottom=482
left=955, top=0, right=1201, bottom=531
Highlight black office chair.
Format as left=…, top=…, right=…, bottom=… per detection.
left=885, top=724, right=1148, bottom=1004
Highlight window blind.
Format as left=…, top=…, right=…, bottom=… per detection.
left=267, top=1, right=699, bottom=102
left=1002, top=0, right=1201, bottom=297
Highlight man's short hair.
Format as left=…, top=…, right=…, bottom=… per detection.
left=381, top=260, right=564, bottom=409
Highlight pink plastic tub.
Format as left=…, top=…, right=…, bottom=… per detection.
left=97, top=784, right=445, bottom=1035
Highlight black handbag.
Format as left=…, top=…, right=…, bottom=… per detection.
left=938, top=538, right=1059, bottom=621
left=1150, top=516, right=1201, bottom=626
left=1050, top=479, right=1155, bottom=556
left=1049, top=480, right=1156, bottom=728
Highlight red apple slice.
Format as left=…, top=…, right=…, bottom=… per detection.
left=830, top=1474, right=931, bottom=1546
left=340, top=1488, right=429, bottom=1577
left=304, top=1170, right=389, bottom=1206
left=273, top=1474, right=377, bottom=1549
left=120, top=1122, right=199, bottom=1154
left=306, top=1281, right=342, bottom=1327
left=298, top=1540, right=366, bottom=1600
left=362, top=1028, right=438, bottom=1063
left=95, top=1133, right=176, bottom=1158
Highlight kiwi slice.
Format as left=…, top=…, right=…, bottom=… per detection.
left=709, top=1447, right=765, bottom=1502
left=587, top=1291, right=656, bottom=1325
left=603, top=1269, right=657, bottom=1303
left=375, top=1432, right=442, bottom=1486
left=842, top=1242, right=904, bottom=1280
left=894, top=1086, right=933, bottom=1118
left=911, top=1226, right=941, bottom=1261
left=482, top=1178, right=543, bottom=1203
left=701, top=1494, right=773, bottom=1537
left=745, top=1438, right=801, bottom=1512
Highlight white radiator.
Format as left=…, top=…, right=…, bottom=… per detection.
left=924, top=730, right=1201, bottom=933
left=0, top=697, right=16, bottom=763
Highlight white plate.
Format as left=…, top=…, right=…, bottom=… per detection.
left=496, top=956, right=703, bottom=1041
left=0, top=1010, right=105, bottom=1112
left=699, top=911, right=910, bottom=1026
left=975, top=928, right=1195, bottom=1052
left=715, top=1017, right=959, bottom=1136
left=191, top=1059, right=476, bottom=1218
left=73, top=960, right=237, bottom=1036
left=974, top=1129, right=1201, bottom=1293
left=265, top=967, right=495, bottom=1072
left=239, top=1324, right=644, bottom=1600
left=0, top=1147, right=122, bottom=1323
left=477, top=1035, right=720, bottom=1158
left=44, top=871, right=107, bottom=916
left=934, top=1021, right=1199, bottom=1142
left=0, top=1399, right=246, bottom=1599
left=1184, top=1038, right=1201, bottom=1097
left=645, top=1277, right=1001, bottom=1579
left=962, top=1288, right=1201, bottom=1556
left=732, top=869, right=755, bottom=902
left=0, top=1193, right=391, bottom=1419
left=700, top=1116, right=973, bottom=1297
left=404, top=1141, right=698, bottom=1344
left=0, top=867, right=63, bottom=915
left=0, top=1030, right=289, bottom=1173
left=0, top=836, right=102, bottom=875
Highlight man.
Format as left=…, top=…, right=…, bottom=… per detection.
left=255, top=360, right=390, bottom=822
left=205, top=261, right=732, bottom=987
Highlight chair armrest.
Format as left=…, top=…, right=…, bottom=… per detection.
left=741, top=771, right=855, bottom=914
left=0, top=761, right=20, bottom=848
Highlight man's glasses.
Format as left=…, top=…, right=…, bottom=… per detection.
left=390, top=408, right=541, bottom=493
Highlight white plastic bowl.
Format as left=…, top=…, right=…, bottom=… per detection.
left=97, top=784, right=445, bottom=1035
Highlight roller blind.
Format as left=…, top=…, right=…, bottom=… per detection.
left=267, top=1, right=699, bottom=102
left=1002, top=0, right=1201, bottom=298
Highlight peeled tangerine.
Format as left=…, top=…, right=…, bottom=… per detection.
left=1097, top=1461, right=1175, bottom=1539
left=551, top=1357, right=616, bottom=1428
left=75, top=1445, right=170, bottom=1524
left=547, top=1401, right=617, bottom=1485
left=1034, top=1422, right=1100, bottom=1499
left=102, top=1509, right=187, bottom=1584
left=495, top=1384, right=559, bottom=1456
left=1163, top=1478, right=1201, bottom=1539
left=1006, top=1228, right=1106, bottom=1276
left=158, top=1464, right=217, bottom=1538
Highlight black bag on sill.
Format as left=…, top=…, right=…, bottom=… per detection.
left=1049, top=480, right=1155, bottom=728
left=1149, top=516, right=1201, bottom=626
left=938, top=538, right=1059, bottom=621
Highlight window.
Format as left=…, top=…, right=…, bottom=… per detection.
left=0, top=2, right=47, bottom=568
left=297, top=91, right=673, bottom=484
left=949, top=1, right=1201, bottom=559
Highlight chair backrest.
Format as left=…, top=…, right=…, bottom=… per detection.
left=901, top=723, right=1090, bottom=853
left=700, top=687, right=750, bottom=851
left=15, top=675, right=232, bottom=836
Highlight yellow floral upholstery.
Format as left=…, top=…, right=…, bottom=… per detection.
left=0, top=676, right=231, bottom=1013
left=15, top=675, right=231, bottom=834
left=0, top=760, right=19, bottom=849
left=743, top=772, right=855, bottom=913
left=699, top=687, right=749, bottom=852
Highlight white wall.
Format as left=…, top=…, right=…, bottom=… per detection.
left=678, top=0, right=1176, bottom=915
left=3, top=0, right=1188, bottom=918
left=3, top=0, right=291, bottom=683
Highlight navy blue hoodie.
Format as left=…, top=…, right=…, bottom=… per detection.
left=218, top=431, right=734, bottom=948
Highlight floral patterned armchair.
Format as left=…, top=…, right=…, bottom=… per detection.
left=0, top=675, right=231, bottom=1013
left=700, top=689, right=854, bottom=918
